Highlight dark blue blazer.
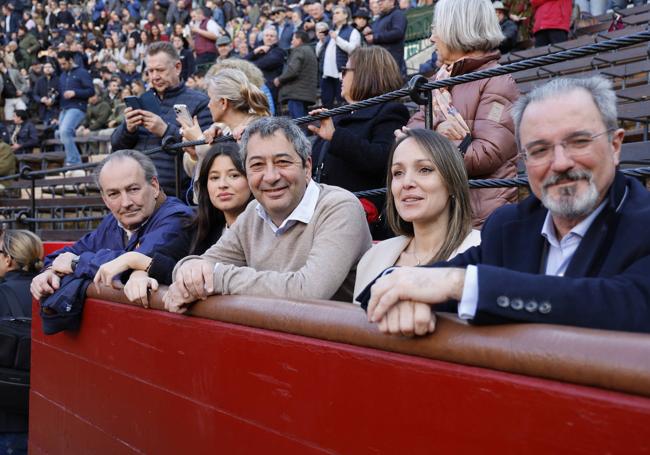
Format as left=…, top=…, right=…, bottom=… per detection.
left=446, top=172, right=650, bottom=333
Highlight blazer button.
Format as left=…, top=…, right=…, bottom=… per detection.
left=496, top=296, right=509, bottom=308
left=511, top=298, right=524, bottom=311
left=539, top=302, right=552, bottom=314
left=525, top=300, right=538, bottom=312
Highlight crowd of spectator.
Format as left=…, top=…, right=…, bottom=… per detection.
left=2, top=0, right=650, bottom=452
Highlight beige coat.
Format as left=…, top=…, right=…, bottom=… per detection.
left=353, top=230, right=482, bottom=304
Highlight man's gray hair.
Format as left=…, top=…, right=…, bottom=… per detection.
left=239, top=117, right=312, bottom=165
left=147, top=41, right=180, bottom=62
left=94, top=149, right=158, bottom=190
left=511, top=76, right=618, bottom=149
left=432, top=0, right=504, bottom=53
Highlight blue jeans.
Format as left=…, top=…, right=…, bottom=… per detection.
left=287, top=100, right=309, bottom=119
left=0, top=433, right=28, bottom=455
left=57, top=108, right=86, bottom=165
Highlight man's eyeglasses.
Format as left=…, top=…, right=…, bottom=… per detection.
left=521, top=129, right=613, bottom=167
left=341, top=66, right=354, bottom=77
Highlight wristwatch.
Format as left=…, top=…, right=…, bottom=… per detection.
left=71, top=256, right=80, bottom=272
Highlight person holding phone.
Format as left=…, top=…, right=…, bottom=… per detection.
left=110, top=41, right=213, bottom=199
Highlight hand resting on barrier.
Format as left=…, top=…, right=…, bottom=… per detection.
left=163, top=258, right=215, bottom=313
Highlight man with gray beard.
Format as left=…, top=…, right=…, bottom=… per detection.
left=357, top=76, right=650, bottom=335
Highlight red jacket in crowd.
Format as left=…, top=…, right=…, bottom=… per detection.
left=531, top=0, right=572, bottom=34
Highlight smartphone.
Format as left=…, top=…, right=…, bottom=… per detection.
left=173, top=104, right=192, bottom=125
left=124, top=96, right=142, bottom=110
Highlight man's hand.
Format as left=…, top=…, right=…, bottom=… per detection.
left=173, top=258, right=215, bottom=301
left=10, top=143, right=20, bottom=150
left=124, top=270, right=158, bottom=308
left=254, top=45, right=270, bottom=54
left=63, top=90, right=75, bottom=99
left=365, top=33, right=374, bottom=44
left=51, top=252, right=78, bottom=275
left=329, top=31, right=338, bottom=40
left=30, top=269, right=61, bottom=300
left=162, top=282, right=196, bottom=313
left=273, top=77, right=280, bottom=87
left=16, top=90, right=22, bottom=97
left=140, top=110, right=168, bottom=137
left=124, top=107, right=143, bottom=133
left=366, top=267, right=466, bottom=323
left=376, top=301, right=436, bottom=336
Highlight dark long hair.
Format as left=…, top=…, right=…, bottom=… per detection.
left=190, top=141, right=250, bottom=254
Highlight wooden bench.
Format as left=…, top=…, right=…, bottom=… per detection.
left=620, top=141, right=650, bottom=168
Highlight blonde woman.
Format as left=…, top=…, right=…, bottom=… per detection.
left=0, top=229, right=43, bottom=317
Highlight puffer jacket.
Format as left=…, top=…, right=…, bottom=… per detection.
left=408, top=51, right=520, bottom=227
left=278, top=43, right=318, bottom=104
left=531, top=0, right=572, bottom=34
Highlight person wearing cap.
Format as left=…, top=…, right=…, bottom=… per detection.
left=271, top=6, right=295, bottom=51
left=352, top=7, right=371, bottom=33
left=494, top=1, right=518, bottom=55
left=216, top=34, right=237, bottom=62
left=190, top=7, right=222, bottom=67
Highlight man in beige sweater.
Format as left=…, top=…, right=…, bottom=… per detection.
left=163, top=117, right=372, bottom=312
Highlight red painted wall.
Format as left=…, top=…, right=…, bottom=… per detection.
left=42, top=241, right=73, bottom=257
left=30, top=298, right=650, bottom=454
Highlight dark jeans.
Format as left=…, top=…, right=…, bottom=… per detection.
left=320, top=76, right=342, bottom=109
left=287, top=100, right=309, bottom=119
left=534, top=29, right=569, bottom=47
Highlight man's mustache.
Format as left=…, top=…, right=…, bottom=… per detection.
left=543, top=169, right=593, bottom=189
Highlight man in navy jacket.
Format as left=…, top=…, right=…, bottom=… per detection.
left=111, top=42, right=212, bottom=199
left=57, top=50, right=94, bottom=166
left=359, top=76, right=650, bottom=334
left=30, top=150, right=194, bottom=304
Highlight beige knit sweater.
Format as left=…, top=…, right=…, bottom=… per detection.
left=174, top=183, right=373, bottom=302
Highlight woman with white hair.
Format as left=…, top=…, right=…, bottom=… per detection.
left=405, top=0, right=520, bottom=228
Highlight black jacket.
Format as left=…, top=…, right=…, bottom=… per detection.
left=311, top=101, right=409, bottom=193
left=246, top=44, right=286, bottom=86
left=12, top=121, right=39, bottom=154
left=0, top=270, right=35, bottom=319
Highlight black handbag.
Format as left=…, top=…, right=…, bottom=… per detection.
left=0, top=287, right=31, bottom=415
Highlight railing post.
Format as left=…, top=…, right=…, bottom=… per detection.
left=407, top=75, right=434, bottom=130
left=20, top=166, right=37, bottom=233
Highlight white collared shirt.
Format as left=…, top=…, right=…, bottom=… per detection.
left=255, top=180, right=321, bottom=236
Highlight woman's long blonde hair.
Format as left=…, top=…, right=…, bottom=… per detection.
left=206, top=68, right=270, bottom=117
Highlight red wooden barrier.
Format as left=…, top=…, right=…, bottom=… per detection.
left=42, top=241, right=73, bottom=257
left=30, top=291, right=650, bottom=454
